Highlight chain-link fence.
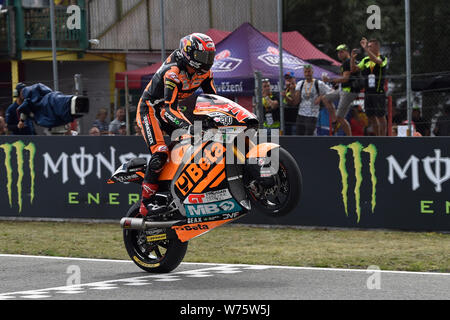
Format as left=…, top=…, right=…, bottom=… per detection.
left=1, top=0, right=449, bottom=137
left=279, top=0, right=450, bottom=136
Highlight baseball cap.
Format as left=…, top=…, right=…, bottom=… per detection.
left=284, top=71, right=295, bottom=79
left=13, top=83, right=26, bottom=97
left=336, top=44, right=349, bottom=51
left=303, top=64, right=313, bottom=69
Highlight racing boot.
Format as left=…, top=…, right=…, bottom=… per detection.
left=139, top=182, right=168, bottom=217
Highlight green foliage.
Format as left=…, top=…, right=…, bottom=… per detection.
left=284, top=0, right=450, bottom=75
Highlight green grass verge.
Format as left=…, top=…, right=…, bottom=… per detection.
left=0, top=221, right=448, bottom=272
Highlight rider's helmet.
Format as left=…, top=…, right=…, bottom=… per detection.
left=179, top=33, right=216, bottom=74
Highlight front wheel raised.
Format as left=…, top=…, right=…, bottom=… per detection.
left=123, top=202, right=188, bottom=273
left=246, top=147, right=302, bottom=217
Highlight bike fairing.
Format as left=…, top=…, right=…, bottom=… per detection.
left=112, top=94, right=302, bottom=273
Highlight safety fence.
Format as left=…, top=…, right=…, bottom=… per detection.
left=0, top=136, right=448, bottom=232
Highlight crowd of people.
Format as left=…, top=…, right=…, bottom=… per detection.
left=262, top=37, right=450, bottom=137
left=1, top=36, right=449, bottom=137
left=87, top=107, right=140, bottom=137
left=0, top=81, right=140, bottom=136
left=263, top=37, right=392, bottom=136
left=0, top=104, right=140, bottom=137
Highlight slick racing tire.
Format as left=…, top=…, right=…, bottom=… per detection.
left=123, top=202, right=188, bottom=273
left=246, top=147, right=302, bottom=217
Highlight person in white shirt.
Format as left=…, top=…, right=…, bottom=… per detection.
left=292, top=65, right=332, bottom=135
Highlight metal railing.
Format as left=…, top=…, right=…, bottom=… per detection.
left=0, top=5, right=12, bottom=57
left=20, top=2, right=87, bottom=50
left=1, top=0, right=88, bottom=56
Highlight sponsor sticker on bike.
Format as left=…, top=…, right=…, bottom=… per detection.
left=184, top=199, right=242, bottom=218
left=132, top=256, right=160, bottom=268
left=146, top=234, right=167, bottom=242
left=183, top=189, right=232, bottom=204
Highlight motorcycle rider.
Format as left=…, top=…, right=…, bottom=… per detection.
left=136, top=33, right=217, bottom=216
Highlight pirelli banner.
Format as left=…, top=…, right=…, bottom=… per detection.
left=0, top=136, right=448, bottom=232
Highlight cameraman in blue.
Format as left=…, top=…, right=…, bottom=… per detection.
left=9, top=82, right=88, bottom=130
left=6, top=83, right=36, bottom=135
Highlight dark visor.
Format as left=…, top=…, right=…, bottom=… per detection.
left=194, top=50, right=216, bottom=65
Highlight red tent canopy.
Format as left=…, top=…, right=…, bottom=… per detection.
left=262, top=31, right=340, bottom=66
left=206, top=28, right=340, bottom=66
left=115, top=26, right=340, bottom=89
left=115, top=64, right=162, bottom=89
left=206, top=28, right=231, bottom=45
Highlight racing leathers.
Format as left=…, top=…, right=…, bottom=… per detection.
left=136, top=50, right=217, bottom=216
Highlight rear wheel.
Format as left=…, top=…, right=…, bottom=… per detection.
left=245, top=147, right=302, bottom=217
left=123, top=202, right=188, bottom=273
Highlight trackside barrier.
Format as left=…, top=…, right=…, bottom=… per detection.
left=0, top=136, right=448, bottom=232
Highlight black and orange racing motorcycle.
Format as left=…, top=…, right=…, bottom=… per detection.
left=108, top=94, right=302, bottom=273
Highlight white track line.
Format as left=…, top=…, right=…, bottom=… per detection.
left=0, top=254, right=449, bottom=276
left=0, top=265, right=243, bottom=298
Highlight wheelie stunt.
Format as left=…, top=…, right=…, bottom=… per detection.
left=108, top=33, right=303, bottom=274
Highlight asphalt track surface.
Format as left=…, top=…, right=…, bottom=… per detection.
left=0, top=254, right=449, bottom=300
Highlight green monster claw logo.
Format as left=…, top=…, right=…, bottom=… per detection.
left=0, top=141, right=36, bottom=213
left=330, top=142, right=378, bottom=223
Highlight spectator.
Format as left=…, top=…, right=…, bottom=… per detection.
left=282, top=73, right=299, bottom=135
left=109, top=107, right=126, bottom=135
left=282, top=72, right=297, bottom=107
left=89, top=126, right=101, bottom=136
left=434, top=103, right=450, bottom=136
left=118, top=123, right=127, bottom=136
left=349, top=105, right=368, bottom=136
left=5, top=83, right=36, bottom=135
left=412, top=106, right=430, bottom=136
left=352, top=38, right=388, bottom=136
left=392, top=125, right=399, bottom=137
left=64, top=123, right=79, bottom=136
left=92, top=107, right=110, bottom=135
left=392, top=105, right=407, bottom=125
left=293, top=65, right=332, bottom=135
left=322, top=44, right=361, bottom=136
left=260, top=79, right=280, bottom=132
left=0, top=116, right=7, bottom=135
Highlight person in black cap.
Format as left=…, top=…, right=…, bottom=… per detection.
left=5, top=83, right=36, bottom=135
left=322, top=44, right=362, bottom=136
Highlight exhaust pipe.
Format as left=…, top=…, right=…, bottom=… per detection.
left=120, top=218, right=182, bottom=230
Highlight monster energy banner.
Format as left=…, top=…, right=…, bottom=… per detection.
left=0, top=136, right=449, bottom=231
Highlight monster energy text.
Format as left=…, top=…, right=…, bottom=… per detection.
left=331, top=142, right=378, bottom=223
left=0, top=141, right=36, bottom=213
